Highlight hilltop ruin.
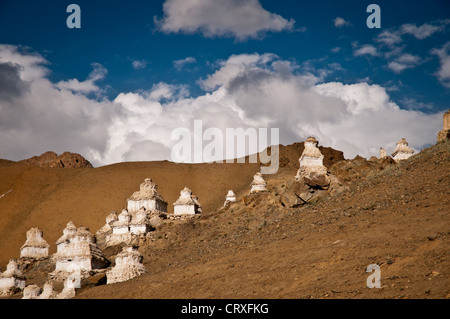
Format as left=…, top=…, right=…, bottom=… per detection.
left=437, top=109, right=450, bottom=143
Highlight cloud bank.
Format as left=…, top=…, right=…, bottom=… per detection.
left=0, top=45, right=443, bottom=167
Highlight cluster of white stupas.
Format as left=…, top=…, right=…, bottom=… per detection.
left=1, top=133, right=421, bottom=298
left=100, top=178, right=169, bottom=246
left=0, top=178, right=216, bottom=298
left=98, top=178, right=205, bottom=248
left=0, top=220, right=142, bottom=298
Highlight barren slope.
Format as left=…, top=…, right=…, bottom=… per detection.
left=75, top=141, right=449, bottom=299
left=0, top=160, right=259, bottom=267
left=1, top=141, right=449, bottom=299
left=1, top=142, right=341, bottom=267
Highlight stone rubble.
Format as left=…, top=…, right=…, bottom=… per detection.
left=106, top=246, right=147, bottom=285
left=0, top=259, right=26, bottom=296
left=22, top=284, right=41, bottom=299
left=56, top=270, right=81, bottom=299
left=39, top=281, right=57, bottom=299
left=21, top=280, right=65, bottom=299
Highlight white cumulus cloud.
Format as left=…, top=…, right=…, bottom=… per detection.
left=154, top=0, right=295, bottom=40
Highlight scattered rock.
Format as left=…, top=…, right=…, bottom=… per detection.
left=243, top=192, right=265, bottom=206
left=82, top=273, right=107, bottom=288
left=299, top=192, right=313, bottom=203
left=303, top=173, right=331, bottom=190
left=279, top=192, right=303, bottom=208
left=149, top=215, right=163, bottom=230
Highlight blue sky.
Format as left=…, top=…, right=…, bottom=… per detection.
left=0, top=0, right=449, bottom=166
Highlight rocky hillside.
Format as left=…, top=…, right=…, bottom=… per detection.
left=1, top=140, right=449, bottom=299
left=80, top=140, right=449, bottom=299
left=20, top=151, right=93, bottom=168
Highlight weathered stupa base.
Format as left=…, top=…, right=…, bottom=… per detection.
left=106, top=247, right=146, bottom=285
left=295, top=137, right=330, bottom=189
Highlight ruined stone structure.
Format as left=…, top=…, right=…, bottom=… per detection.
left=106, top=246, right=147, bottom=284
left=0, top=259, right=26, bottom=296
left=22, top=280, right=67, bottom=299
left=53, top=222, right=109, bottom=276
left=391, top=138, right=414, bottom=162
left=379, top=147, right=387, bottom=159
left=250, top=172, right=268, bottom=193
left=56, top=270, right=81, bottom=299
left=223, top=190, right=237, bottom=207
left=20, top=227, right=50, bottom=259
left=39, top=281, right=57, bottom=299
left=173, top=187, right=202, bottom=215
left=22, top=285, right=41, bottom=299
left=295, top=137, right=328, bottom=179
left=437, top=109, right=450, bottom=143
left=127, top=178, right=168, bottom=213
